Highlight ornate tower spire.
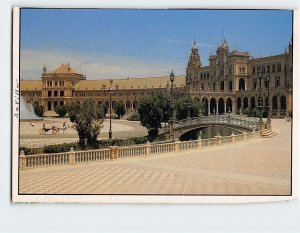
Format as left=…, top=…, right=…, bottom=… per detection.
left=188, top=38, right=202, bottom=67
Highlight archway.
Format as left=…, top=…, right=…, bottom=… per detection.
left=210, top=98, right=217, bottom=115
left=250, top=96, right=256, bottom=109
left=126, top=100, right=131, bottom=109
left=239, top=78, right=245, bottom=90
left=218, top=98, right=225, bottom=114
left=54, top=101, right=58, bottom=109
left=202, top=97, right=208, bottom=116
left=280, top=95, right=286, bottom=110
left=272, top=96, right=278, bottom=110
left=226, top=98, right=232, bottom=113
left=60, top=90, right=64, bottom=97
left=243, top=97, right=249, bottom=109
left=237, top=97, right=241, bottom=113
left=47, top=101, right=51, bottom=111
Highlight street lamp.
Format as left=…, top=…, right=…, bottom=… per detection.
left=169, top=69, right=175, bottom=140
left=265, top=73, right=271, bottom=129
left=258, top=68, right=263, bottom=134
left=109, top=79, right=114, bottom=139
left=186, top=74, right=192, bottom=119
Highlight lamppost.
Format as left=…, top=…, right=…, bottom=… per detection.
left=169, top=69, right=175, bottom=140
left=265, top=73, right=271, bottom=129
left=186, top=74, right=192, bottom=119
left=109, top=79, right=114, bottom=139
left=258, top=68, right=263, bottom=134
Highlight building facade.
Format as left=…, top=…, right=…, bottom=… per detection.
left=21, top=38, right=293, bottom=118
left=187, top=38, right=293, bottom=118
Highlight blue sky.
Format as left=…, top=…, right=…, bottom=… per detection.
left=20, top=9, right=293, bottom=80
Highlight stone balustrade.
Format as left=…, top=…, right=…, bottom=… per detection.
left=19, top=130, right=261, bottom=170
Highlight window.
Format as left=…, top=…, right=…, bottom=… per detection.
left=277, top=63, right=281, bottom=72
left=252, top=67, right=255, bottom=75
left=207, top=73, right=209, bottom=78
left=262, top=66, right=265, bottom=73
left=253, top=79, right=257, bottom=89
left=272, top=64, right=275, bottom=72
left=275, top=77, right=280, bottom=88
left=267, top=65, right=270, bottom=73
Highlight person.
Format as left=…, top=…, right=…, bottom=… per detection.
left=63, top=122, right=67, bottom=129
left=42, top=123, right=46, bottom=129
left=51, top=122, right=56, bottom=130
left=284, top=116, right=287, bottom=123
left=30, top=121, right=35, bottom=127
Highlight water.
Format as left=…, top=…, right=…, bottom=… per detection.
left=180, top=126, right=242, bottom=141
left=20, top=98, right=40, bottom=120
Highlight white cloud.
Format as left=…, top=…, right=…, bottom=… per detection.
left=20, top=49, right=186, bottom=80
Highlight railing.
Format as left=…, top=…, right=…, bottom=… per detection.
left=19, top=130, right=262, bottom=170
left=118, top=145, right=146, bottom=158
left=75, top=149, right=111, bottom=162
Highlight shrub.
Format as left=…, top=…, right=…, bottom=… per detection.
left=43, top=142, right=79, bottom=154
left=33, top=103, right=44, bottom=117
left=113, top=101, right=126, bottom=119
left=127, top=112, right=140, bottom=121
left=55, top=105, right=68, bottom=117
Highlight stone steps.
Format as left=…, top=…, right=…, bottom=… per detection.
left=262, top=129, right=278, bottom=138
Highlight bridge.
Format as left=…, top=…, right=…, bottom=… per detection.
left=159, top=115, right=264, bottom=140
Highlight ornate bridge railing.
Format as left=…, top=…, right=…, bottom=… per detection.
left=159, top=115, right=261, bottom=134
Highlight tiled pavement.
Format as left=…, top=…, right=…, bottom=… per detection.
left=19, top=119, right=291, bottom=195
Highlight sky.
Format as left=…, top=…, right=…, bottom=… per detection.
left=20, top=9, right=293, bottom=80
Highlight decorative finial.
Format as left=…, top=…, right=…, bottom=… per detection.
left=43, top=64, right=47, bottom=73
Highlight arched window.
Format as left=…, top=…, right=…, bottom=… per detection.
left=239, top=78, right=245, bottom=90
left=48, top=90, right=52, bottom=97
left=277, top=63, right=282, bottom=72
left=229, top=81, right=233, bottom=91
left=272, top=64, right=275, bottom=73
left=280, top=95, right=286, bottom=110
left=54, top=90, right=58, bottom=97
left=60, top=90, right=64, bottom=97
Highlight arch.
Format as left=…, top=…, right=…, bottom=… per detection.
left=210, top=98, right=217, bottom=115
left=272, top=96, right=278, bottom=110
left=126, top=100, right=131, bottom=109
left=54, top=101, right=58, bottom=109
left=243, top=97, right=249, bottom=109
left=239, top=78, right=245, bottom=90
left=250, top=96, right=256, bottom=109
left=237, top=97, right=242, bottom=113
left=226, top=98, right=232, bottom=113
left=48, top=90, right=52, bottom=97
left=60, top=90, right=64, bottom=97
left=47, top=101, right=51, bottom=111
left=201, top=97, right=208, bottom=116
left=280, top=95, right=286, bottom=110
left=54, top=90, right=58, bottom=97
left=218, top=98, right=225, bottom=114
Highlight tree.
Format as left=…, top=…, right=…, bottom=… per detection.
left=67, top=99, right=105, bottom=145
left=113, top=101, right=126, bottom=119
left=154, top=91, right=172, bottom=124
left=55, top=105, right=68, bottom=117
left=138, top=96, right=163, bottom=137
left=33, top=103, right=44, bottom=117
left=175, top=97, right=203, bottom=120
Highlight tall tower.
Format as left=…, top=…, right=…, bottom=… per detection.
left=186, top=39, right=202, bottom=87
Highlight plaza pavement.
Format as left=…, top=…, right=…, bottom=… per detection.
left=19, top=119, right=291, bottom=195
left=20, top=118, right=148, bottom=147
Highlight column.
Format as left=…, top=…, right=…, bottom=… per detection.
left=232, top=101, right=237, bottom=115
left=208, top=101, right=211, bottom=115
left=224, top=102, right=227, bottom=114
left=241, top=98, right=244, bottom=114
left=277, top=95, right=280, bottom=118
left=216, top=102, right=219, bottom=115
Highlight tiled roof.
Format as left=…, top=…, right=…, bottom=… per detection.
left=20, top=80, right=42, bottom=91
left=75, top=76, right=186, bottom=90
left=51, top=64, right=80, bottom=74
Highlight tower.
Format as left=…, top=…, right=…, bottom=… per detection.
left=186, top=39, right=202, bottom=88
